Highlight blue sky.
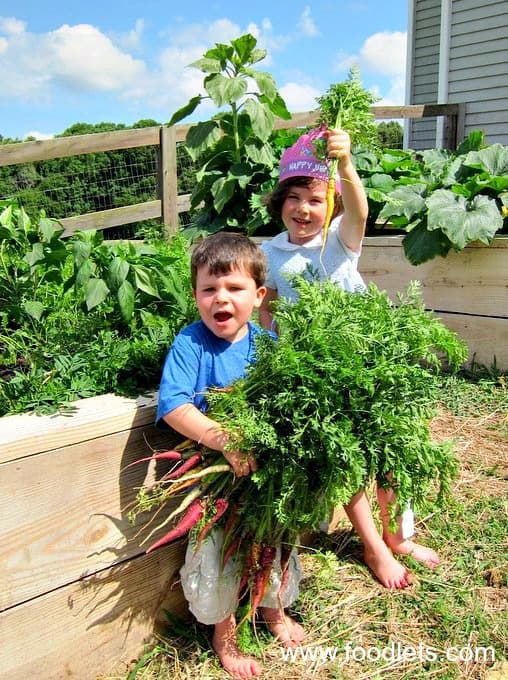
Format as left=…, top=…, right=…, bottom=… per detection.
left=0, top=1, right=408, bottom=140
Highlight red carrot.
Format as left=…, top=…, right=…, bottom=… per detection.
left=193, top=498, right=229, bottom=552
left=251, top=545, right=277, bottom=615
left=238, top=541, right=261, bottom=599
left=122, top=450, right=182, bottom=470
left=145, top=498, right=205, bottom=553
left=161, top=452, right=202, bottom=481
left=221, top=535, right=242, bottom=569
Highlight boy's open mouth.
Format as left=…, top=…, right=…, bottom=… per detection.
left=214, top=311, right=233, bottom=322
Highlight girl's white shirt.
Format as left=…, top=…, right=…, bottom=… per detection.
left=261, top=217, right=366, bottom=302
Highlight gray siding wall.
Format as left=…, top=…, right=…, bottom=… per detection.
left=407, top=0, right=508, bottom=149
left=448, top=0, right=508, bottom=144
left=407, top=0, right=441, bottom=149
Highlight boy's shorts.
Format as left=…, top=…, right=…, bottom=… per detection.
left=180, top=527, right=303, bottom=625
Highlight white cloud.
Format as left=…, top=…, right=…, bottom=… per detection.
left=0, top=16, right=26, bottom=35
left=374, top=74, right=406, bottom=106
left=360, top=31, right=406, bottom=76
left=47, top=24, right=145, bottom=91
left=0, top=37, right=7, bottom=54
left=23, top=130, right=55, bottom=141
left=297, top=7, right=320, bottom=38
left=279, top=82, right=320, bottom=112
left=335, top=31, right=406, bottom=77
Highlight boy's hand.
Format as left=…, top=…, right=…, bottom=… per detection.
left=325, top=128, right=351, bottom=161
left=223, top=449, right=257, bottom=477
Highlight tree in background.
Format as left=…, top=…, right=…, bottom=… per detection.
left=377, top=121, right=404, bottom=149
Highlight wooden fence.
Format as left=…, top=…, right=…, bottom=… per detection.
left=0, top=104, right=464, bottom=237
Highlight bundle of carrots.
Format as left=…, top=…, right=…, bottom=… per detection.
left=127, top=278, right=467, bottom=622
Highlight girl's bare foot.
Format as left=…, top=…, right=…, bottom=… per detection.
left=260, top=606, right=306, bottom=647
left=213, top=616, right=262, bottom=679
left=363, top=543, right=411, bottom=589
left=384, top=535, right=440, bottom=569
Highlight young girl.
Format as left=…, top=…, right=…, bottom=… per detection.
left=259, top=126, right=440, bottom=589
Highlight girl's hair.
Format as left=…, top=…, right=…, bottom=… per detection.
left=264, top=176, right=343, bottom=222
left=191, top=232, right=266, bottom=289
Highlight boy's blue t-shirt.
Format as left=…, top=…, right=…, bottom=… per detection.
left=156, top=320, right=271, bottom=429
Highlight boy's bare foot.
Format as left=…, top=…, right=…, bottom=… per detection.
left=213, top=616, right=262, bottom=679
left=260, top=606, right=306, bottom=647
left=384, top=535, right=440, bottom=569
left=363, top=543, right=411, bottom=589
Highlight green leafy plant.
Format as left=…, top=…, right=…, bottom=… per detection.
left=0, top=200, right=196, bottom=415
left=167, top=33, right=291, bottom=236
left=359, top=132, right=508, bottom=263
left=315, top=66, right=380, bottom=150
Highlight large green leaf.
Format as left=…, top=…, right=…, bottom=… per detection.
left=188, top=58, right=221, bottom=74
left=231, top=34, right=257, bottom=63
left=402, top=221, right=452, bottom=265
left=71, top=239, right=92, bottom=268
left=379, top=184, right=427, bottom=222
left=205, top=73, right=246, bottom=107
left=133, top=265, right=160, bottom=298
left=244, top=98, right=274, bottom=142
left=108, top=256, right=130, bottom=290
left=85, top=278, right=110, bottom=311
left=249, top=70, right=277, bottom=101
left=245, top=141, right=276, bottom=166
left=229, top=162, right=255, bottom=189
left=260, top=92, right=291, bottom=120
left=168, top=96, right=203, bottom=126
left=23, top=300, right=44, bottom=321
left=464, top=144, right=508, bottom=177
left=39, top=217, right=64, bottom=242
left=427, top=189, right=503, bottom=250
left=212, top=176, right=237, bottom=213
left=117, top=278, right=135, bottom=322
left=185, top=121, right=221, bottom=160
left=24, top=242, right=44, bottom=268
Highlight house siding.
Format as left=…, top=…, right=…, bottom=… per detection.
left=448, top=0, right=508, bottom=144
left=407, top=0, right=441, bottom=149
left=407, top=0, right=508, bottom=148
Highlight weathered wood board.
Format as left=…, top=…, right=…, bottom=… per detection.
left=0, top=393, right=188, bottom=680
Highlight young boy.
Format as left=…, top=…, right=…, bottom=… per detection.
left=156, top=232, right=305, bottom=680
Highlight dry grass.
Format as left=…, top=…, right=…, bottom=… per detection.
left=102, top=383, right=507, bottom=680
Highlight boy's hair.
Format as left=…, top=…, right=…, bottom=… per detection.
left=264, top=176, right=343, bottom=223
left=191, top=232, right=266, bottom=289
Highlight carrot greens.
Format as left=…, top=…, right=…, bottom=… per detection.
left=129, top=279, right=467, bottom=610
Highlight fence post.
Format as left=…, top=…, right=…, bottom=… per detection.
left=159, top=126, right=178, bottom=236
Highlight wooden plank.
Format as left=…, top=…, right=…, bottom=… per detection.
left=435, top=313, right=508, bottom=368
left=59, top=201, right=162, bottom=236
left=160, top=126, right=179, bottom=235
left=0, top=547, right=188, bottom=680
left=0, top=421, right=186, bottom=610
left=359, top=237, right=508, bottom=318
left=0, top=127, right=161, bottom=167
left=0, top=391, right=158, bottom=463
